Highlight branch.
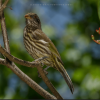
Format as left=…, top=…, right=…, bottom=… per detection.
left=0, top=45, right=44, bottom=67
left=0, top=44, right=63, bottom=99
left=0, top=58, right=6, bottom=65
left=0, top=0, right=10, bottom=65
left=3, top=62, right=56, bottom=99
left=0, top=6, right=10, bottom=53
left=0, top=0, right=9, bottom=12
left=37, top=66, right=63, bottom=99
left=0, top=47, right=56, bottom=99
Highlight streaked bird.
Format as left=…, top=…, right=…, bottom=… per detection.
left=23, top=13, right=74, bottom=94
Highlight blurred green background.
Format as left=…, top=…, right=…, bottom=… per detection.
left=0, top=0, right=100, bottom=99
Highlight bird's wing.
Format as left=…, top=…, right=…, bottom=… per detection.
left=31, top=29, right=63, bottom=65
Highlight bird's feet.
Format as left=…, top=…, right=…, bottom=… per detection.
left=37, top=70, right=48, bottom=78
left=33, top=56, right=49, bottom=78
left=38, top=66, right=50, bottom=78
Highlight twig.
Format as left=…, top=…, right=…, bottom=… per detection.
left=0, top=0, right=9, bottom=12
left=0, top=5, right=10, bottom=53
left=0, top=58, right=5, bottom=65
left=0, top=0, right=11, bottom=65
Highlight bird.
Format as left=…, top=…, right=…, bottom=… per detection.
left=23, top=13, right=74, bottom=94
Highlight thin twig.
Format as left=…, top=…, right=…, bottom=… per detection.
left=0, top=58, right=6, bottom=65
left=0, top=7, right=10, bottom=53
left=0, top=0, right=11, bottom=65
left=0, top=0, right=2, bottom=15
left=0, top=0, right=9, bottom=12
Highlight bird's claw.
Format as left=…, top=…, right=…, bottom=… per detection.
left=37, top=71, right=41, bottom=78
left=44, top=70, right=48, bottom=75
left=37, top=69, right=48, bottom=78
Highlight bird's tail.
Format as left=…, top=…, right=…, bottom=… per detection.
left=57, top=63, right=74, bottom=94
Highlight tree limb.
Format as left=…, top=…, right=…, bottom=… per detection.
left=0, top=0, right=9, bottom=12
left=0, top=0, right=10, bottom=65
left=37, top=65, right=63, bottom=99
left=0, top=45, right=47, bottom=67
left=4, top=62, right=56, bottom=99
left=0, top=58, right=6, bottom=65
left=0, top=44, right=63, bottom=99
left=0, top=47, right=57, bottom=99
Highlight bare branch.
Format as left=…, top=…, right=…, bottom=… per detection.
left=0, top=58, right=56, bottom=99
left=0, top=0, right=10, bottom=64
left=0, top=0, right=9, bottom=12
left=0, top=58, right=6, bottom=65
left=4, top=62, right=56, bottom=99
left=0, top=44, right=45, bottom=67
left=0, top=10, right=10, bottom=53
left=37, top=66, right=63, bottom=99
left=0, top=47, right=57, bottom=99
left=0, top=44, right=63, bottom=99
left=0, top=0, right=2, bottom=8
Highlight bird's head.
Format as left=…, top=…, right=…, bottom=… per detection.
left=25, top=13, right=41, bottom=29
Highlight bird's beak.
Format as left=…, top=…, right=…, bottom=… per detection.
left=24, top=15, right=31, bottom=19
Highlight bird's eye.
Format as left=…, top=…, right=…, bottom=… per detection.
left=30, top=15, right=34, bottom=18
left=33, top=15, right=37, bottom=19
left=33, top=15, right=40, bottom=24
left=30, top=15, right=37, bottom=19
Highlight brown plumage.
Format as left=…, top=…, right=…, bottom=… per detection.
left=23, top=13, right=74, bottom=94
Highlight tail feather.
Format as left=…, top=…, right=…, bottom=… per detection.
left=59, top=64, right=74, bottom=94
left=53, top=56, right=74, bottom=94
